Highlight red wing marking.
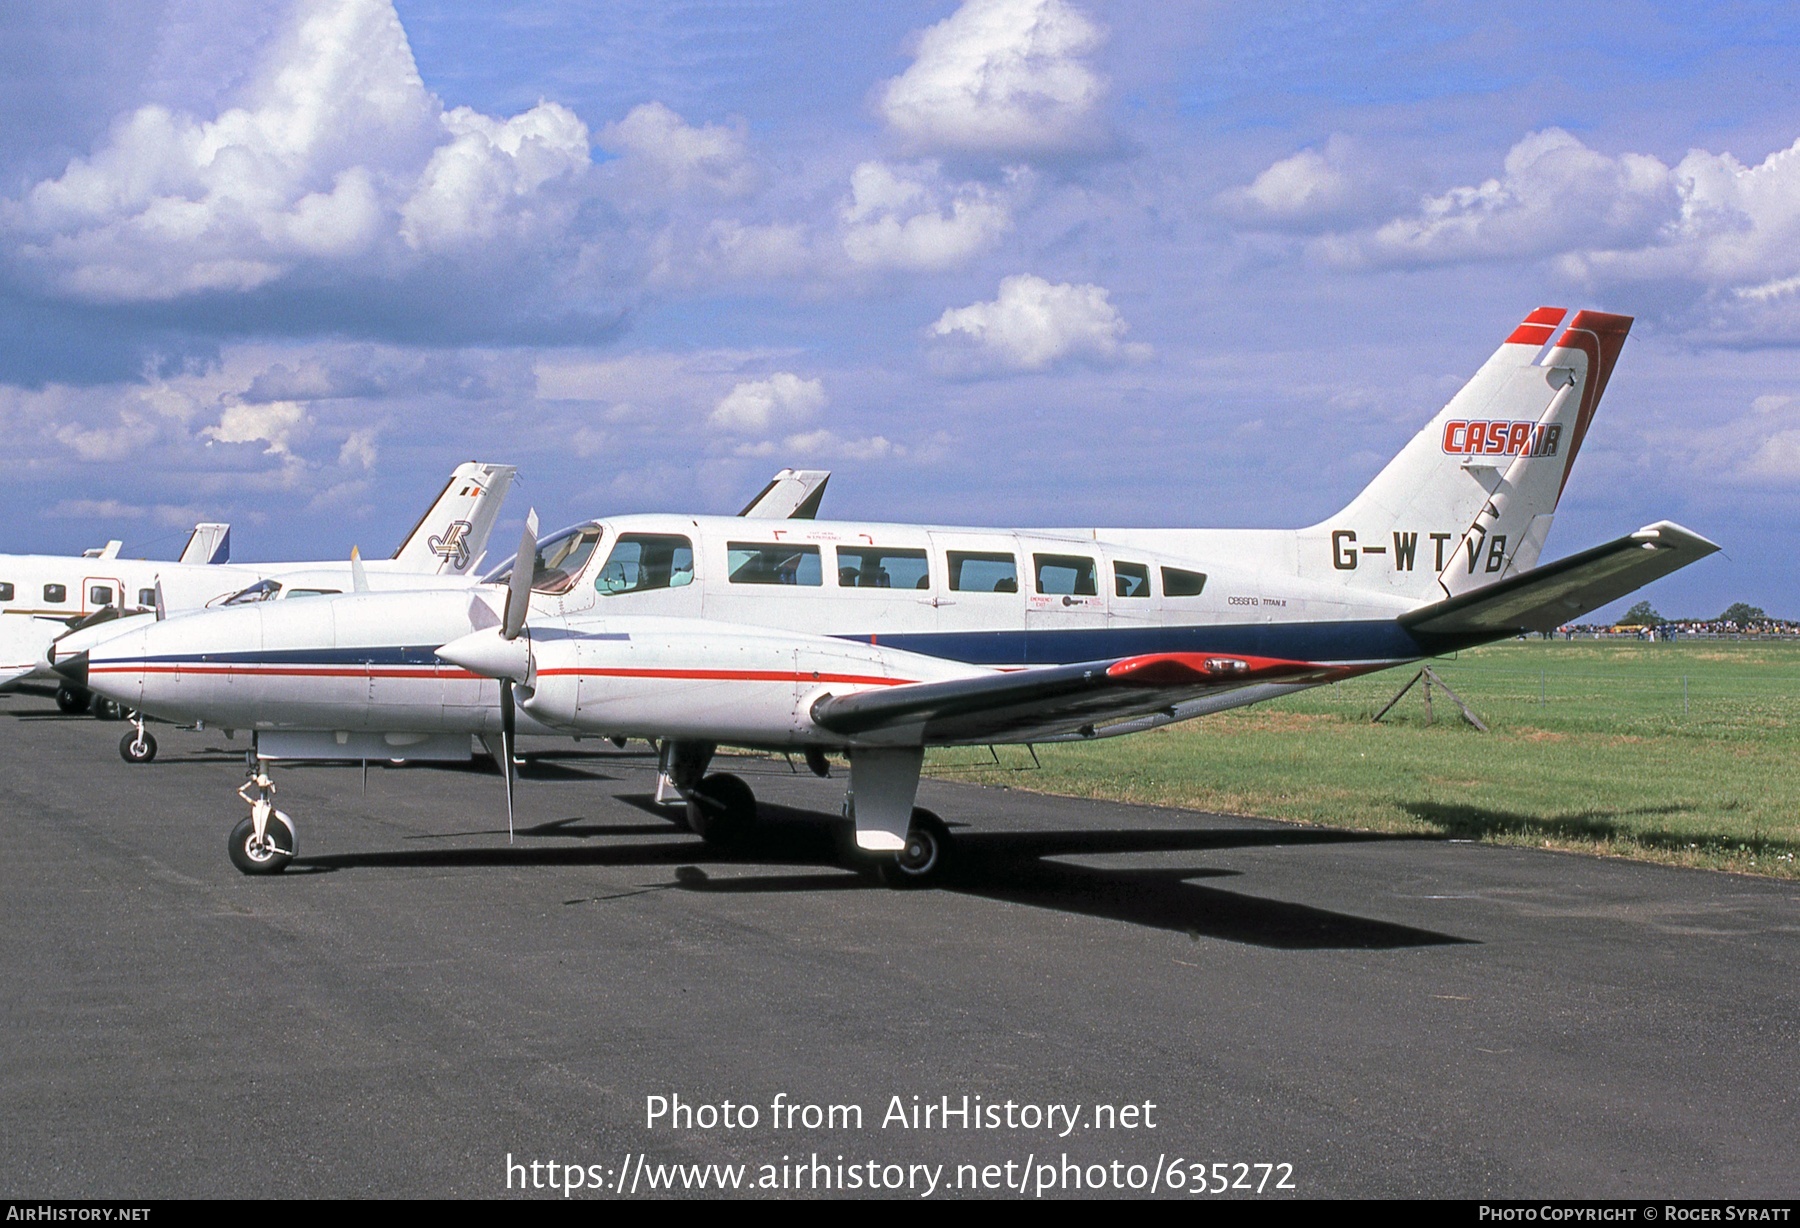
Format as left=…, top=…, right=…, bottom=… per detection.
left=1103, top=652, right=1323, bottom=686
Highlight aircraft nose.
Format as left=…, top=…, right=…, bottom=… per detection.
left=52, top=650, right=89, bottom=688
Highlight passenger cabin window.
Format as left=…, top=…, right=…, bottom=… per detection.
left=0, top=582, right=15, bottom=601
left=947, top=551, right=1017, bottom=593
left=89, top=585, right=113, bottom=606
left=728, top=543, right=822, bottom=586
left=595, top=534, right=694, bottom=595
left=137, top=588, right=157, bottom=607
left=1034, top=554, right=1097, bottom=596
left=1114, top=561, right=1151, bottom=598
left=837, top=547, right=928, bottom=589
left=1162, top=567, right=1207, bottom=597
left=43, top=584, right=66, bottom=603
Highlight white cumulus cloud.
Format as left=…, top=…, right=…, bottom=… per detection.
left=879, top=0, right=1106, bottom=157
left=4, top=0, right=592, bottom=303
left=840, top=161, right=1010, bottom=271
left=598, top=102, right=754, bottom=206
left=1312, top=127, right=1800, bottom=343
left=710, top=373, right=827, bottom=433
left=929, top=273, right=1148, bottom=372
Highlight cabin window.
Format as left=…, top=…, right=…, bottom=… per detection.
left=43, top=584, right=66, bottom=604
left=1114, top=561, right=1151, bottom=598
left=0, top=582, right=14, bottom=601
left=89, top=585, right=114, bottom=606
left=137, top=588, right=157, bottom=607
left=1162, top=567, right=1207, bottom=597
left=728, top=543, right=822, bottom=586
left=836, top=547, right=929, bottom=590
left=595, top=534, right=695, bottom=595
left=947, top=552, right=1018, bottom=593
left=1034, top=554, right=1097, bottom=597
left=286, top=589, right=341, bottom=599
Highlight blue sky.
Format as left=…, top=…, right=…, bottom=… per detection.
left=3, top=0, right=1798, bottom=618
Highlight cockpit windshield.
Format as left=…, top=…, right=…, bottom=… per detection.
left=219, top=579, right=282, bottom=605
left=480, top=523, right=604, bottom=595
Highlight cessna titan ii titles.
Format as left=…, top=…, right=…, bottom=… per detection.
left=62, top=309, right=1718, bottom=884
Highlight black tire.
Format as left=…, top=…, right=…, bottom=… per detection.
left=119, top=730, right=157, bottom=764
left=228, top=812, right=296, bottom=875
left=92, top=697, right=125, bottom=721
left=55, top=684, right=90, bottom=715
left=684, top=773, right=757, bottom=846
left=876, top=808, right=953, bottom=889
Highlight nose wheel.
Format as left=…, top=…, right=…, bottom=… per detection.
left=230, top=767, right=296, bottom=875
left=119, top=721, right=157, bottom=763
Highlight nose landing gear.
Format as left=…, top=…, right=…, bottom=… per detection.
left=229, top=767, right=296, bottom=875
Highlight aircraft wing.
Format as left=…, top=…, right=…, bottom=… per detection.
left=1403, top=521, right=1719, bottom=637
left=810, top=652, right=1341, bottom=744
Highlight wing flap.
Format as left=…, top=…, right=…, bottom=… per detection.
left=1403, top=521, right=1719, bottom=637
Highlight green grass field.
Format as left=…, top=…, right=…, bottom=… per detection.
left=925, top=639, right=1800, bottom=879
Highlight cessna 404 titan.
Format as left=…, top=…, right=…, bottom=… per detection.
left=59, top=308, right=1717, bottom=885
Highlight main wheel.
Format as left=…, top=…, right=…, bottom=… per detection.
left=876, top=808, right=953, bottom=889
left=684, top=773, right=757, bottom=846
left=119, top=730, right=157, bottom=764
left=92, top=697, right=125, bottom=721
left=228, top=812, right=296, bottom=875
left=55, top=684, right=90, bottom=714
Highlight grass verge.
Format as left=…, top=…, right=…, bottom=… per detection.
left=925, top=640, right=1800, bottom=879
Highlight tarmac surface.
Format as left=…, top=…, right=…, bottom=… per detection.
left=2, top=691, right=1797, bottom=1199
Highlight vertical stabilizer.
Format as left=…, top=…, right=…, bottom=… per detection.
left=1298, top=307, right=1631, bottom=602
left=391, top=462, right=517, bottom=575
left=178, top=523, right=232, bottom=565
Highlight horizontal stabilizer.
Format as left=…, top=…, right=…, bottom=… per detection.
left=1402, top=521, right=1719, bottom=638
left=812, top=652, right=1332, bottom=743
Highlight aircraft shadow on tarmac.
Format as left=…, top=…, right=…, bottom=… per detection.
left=291, top=795, right=1469, bottom=951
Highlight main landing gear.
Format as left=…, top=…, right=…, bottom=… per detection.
left=55, top=683, right=90, bottom=715
left=229, top=760, right=295, bottom=875
left=657, top=740, right=956, bottom=888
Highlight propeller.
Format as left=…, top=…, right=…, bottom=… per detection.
left=436, top=510, right=539, bottom=840
left=350, top=546, right=370, bottom=593
left=153, top=577, right=166, bottom=622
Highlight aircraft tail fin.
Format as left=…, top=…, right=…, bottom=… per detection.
left=738, top=468, right=831, bottom=519
left=1300, top=308, right=1631, bottom=602
left=178, top=523, right=232, bottom=565
left=391, top=462, right=517, bottom=575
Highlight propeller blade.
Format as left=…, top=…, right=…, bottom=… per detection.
left=501, top=679, right=517, bottom=842
left=350, top=546, right=370, bottom=593
left=503, top=509, right=539, bottom=641
left=153, top=577, right=166, bottom=622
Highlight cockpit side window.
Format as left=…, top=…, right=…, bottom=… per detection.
left=222, top=579, right=282, bottom=605
left=595, top=534, right=695, bottom=595
left=481, top=525, right=606, bottom=595
left=0, top=582, right=15, bottom=601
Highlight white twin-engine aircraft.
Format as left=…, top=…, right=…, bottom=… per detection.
left=61, top=309, right=1717, bottom=885
left=1, top=461, right=517, bottom=707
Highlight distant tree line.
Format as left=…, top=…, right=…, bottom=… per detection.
left=1619, top=601, right=1772, bottom=626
